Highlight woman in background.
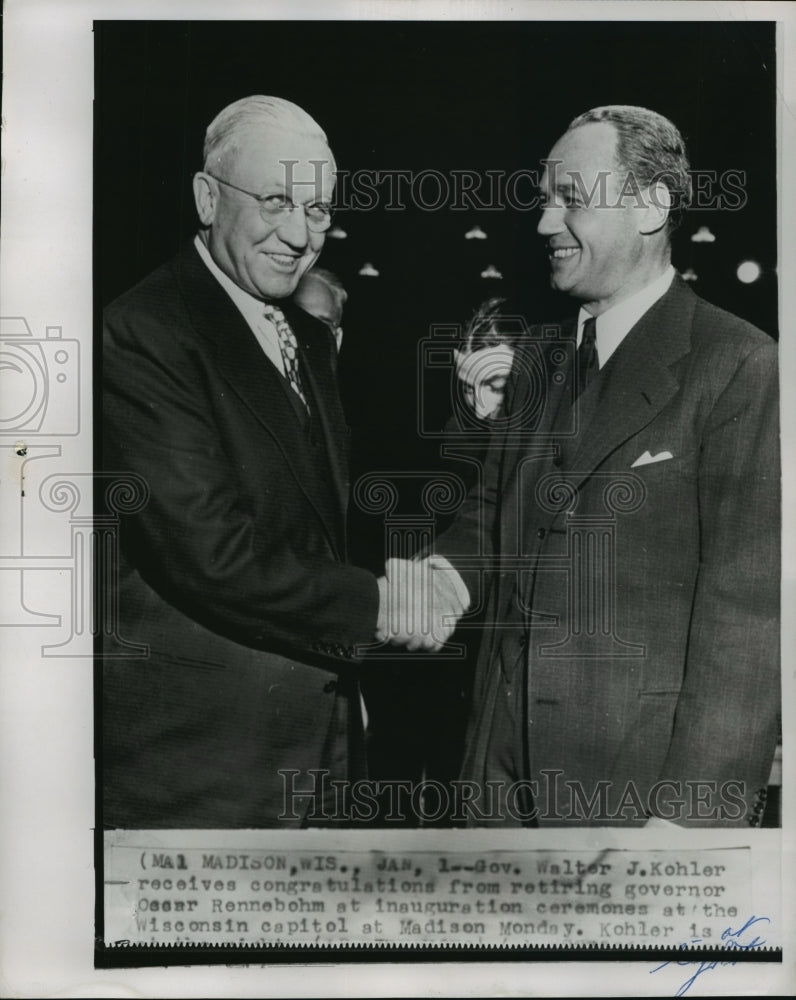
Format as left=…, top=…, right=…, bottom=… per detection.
left=452, top=297, right=517, bottom=424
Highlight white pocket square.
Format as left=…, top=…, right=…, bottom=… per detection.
left=631, top=450, right=673, bottom=468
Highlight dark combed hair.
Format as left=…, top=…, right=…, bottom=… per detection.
left=568, top=105, right=692, bottom=233
left=461, top=298, right=514, bottom=353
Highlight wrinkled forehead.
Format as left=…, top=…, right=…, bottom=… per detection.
left=224, top=127, right=336, bottom=198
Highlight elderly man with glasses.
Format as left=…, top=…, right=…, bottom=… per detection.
left=101, top=96, right=382, bottom=829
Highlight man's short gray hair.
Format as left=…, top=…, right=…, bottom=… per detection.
left=567, top=105, right=692, bottom=233
left=203, top=95, right=330, bottom=171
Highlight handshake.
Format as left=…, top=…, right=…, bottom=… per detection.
left=375, top=556, right=471, bottom=653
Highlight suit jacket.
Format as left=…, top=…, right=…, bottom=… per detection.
left=101, top=243, right=378, bottom=828
left=439, top=276, right=780, bottom=827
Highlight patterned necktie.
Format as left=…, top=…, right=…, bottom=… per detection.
left=263, top=303, right=309, bottom=412
left=576, top=315, right=599, bottom=399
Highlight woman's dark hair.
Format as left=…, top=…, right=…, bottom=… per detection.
left=461, top=297, right=516, bottom=353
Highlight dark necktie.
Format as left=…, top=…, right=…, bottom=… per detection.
left=263, top=303, right=309, bottom=412
left=576, top=315, right=599, bottom=398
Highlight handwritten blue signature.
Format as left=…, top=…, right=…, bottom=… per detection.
left=650, top=915, right=770, bottom=996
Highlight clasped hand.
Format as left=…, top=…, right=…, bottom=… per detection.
left=375, top=556, right=469, bottom=653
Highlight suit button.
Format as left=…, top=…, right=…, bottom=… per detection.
left=537, top=527, right=546, bottom=539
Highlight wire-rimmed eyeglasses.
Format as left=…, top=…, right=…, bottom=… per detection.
left=207, top=173, right=334, bottom=233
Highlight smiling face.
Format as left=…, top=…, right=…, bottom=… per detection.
left=194, top=128, right=335, bottom=300
left=537, top=122, right=658, bottom=315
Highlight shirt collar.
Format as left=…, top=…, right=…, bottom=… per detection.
left=577, top=265, right=675, bottom=367
left=194, top=234, right=269, bottom=331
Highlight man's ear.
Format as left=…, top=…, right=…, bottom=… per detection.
left=639, top=181, right=671, bottom=235
left=193, top=172, right=218, bottom=226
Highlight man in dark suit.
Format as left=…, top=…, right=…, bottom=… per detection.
left=101, top=96, right=381, bottom=828
left=386, top=106, right=779, bottom=827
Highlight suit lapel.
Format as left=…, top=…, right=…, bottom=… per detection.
left=561, top=277, right=695, bottom=485
left=283, top=300, right=350, bottom=539
left=498, top=323, right=577, bottom=532
left=174, top=244, right=345, bottom=558
left=509, top=321, right=577, bottom=439
left=492, top=279, right=696, bottom=631
left=499, top=321, right=577, bottom=486
left=488, top=326, right=577, bottom=643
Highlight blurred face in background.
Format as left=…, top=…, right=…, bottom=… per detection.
left=294, top=271, right=346, bottom=329
left=455, top=343, right=515, bottom=421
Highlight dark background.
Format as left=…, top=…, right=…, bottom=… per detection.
left=97, top=19, right=778, bottom=486
left=96, top=20, right=778, bottom=818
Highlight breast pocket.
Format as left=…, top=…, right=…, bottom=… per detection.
left=626, top=450, right=697, bottom=516
left=631, top=450, right=695, bottom=476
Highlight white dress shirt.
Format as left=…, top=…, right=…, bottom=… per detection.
left=435, top=266, right=679, bottom=619
left=194, top=234, right=286, bottom=376
left=576, top=265, right=675, bottom=368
